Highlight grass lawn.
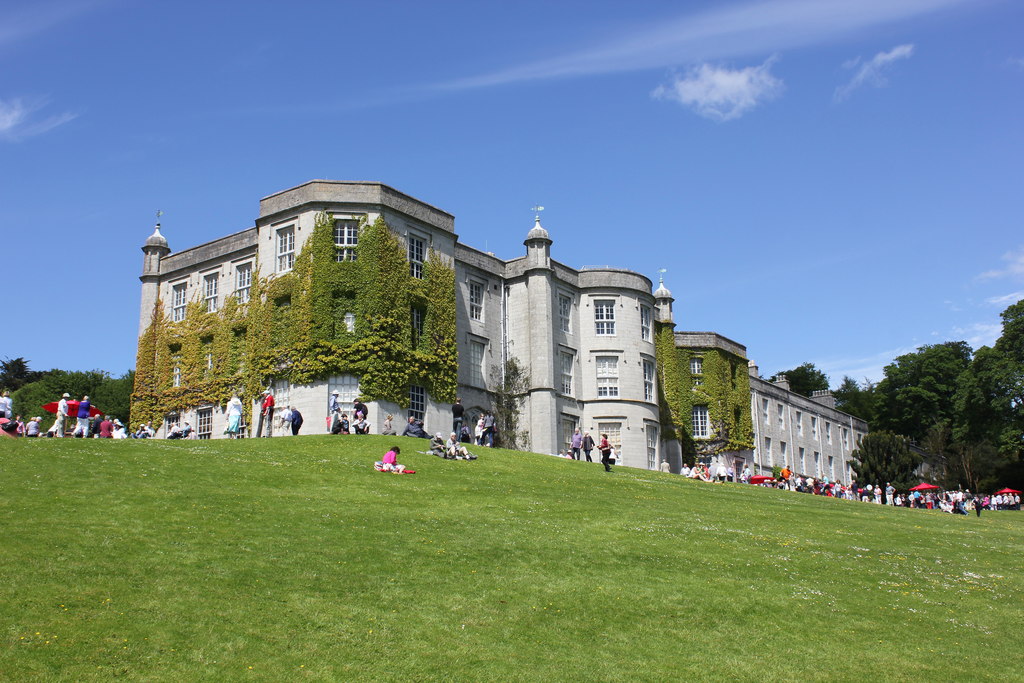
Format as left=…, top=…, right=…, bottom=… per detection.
left=1, top=434, right=1022, bottom=681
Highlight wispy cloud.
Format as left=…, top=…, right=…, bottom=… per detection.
left=1008, top=57, right=1024, bottom=71
left=986, top=291, right=1024, bottom=307
left=432, top=0, right=967, bottom=91
left=652, top=57, right=783, bottom=121
left=817, top=344, right=919, bottom=384
left=952, top=322, right=1002, bottom=349
left=834, top=44, right=915, bottom=101
left=0, top=0, right=112, bottom=50
left=978, top=246, right=1024, bottom=281
left=0, top=97, right=77, bottom=142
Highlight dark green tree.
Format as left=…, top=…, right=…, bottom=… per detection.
left=0, top=357, right=45, bottom=392
left=773, top=362, right=829, bottom=397
left=13, top=369, right=135, bottom=424
left=874, top=342, right=973, bottom=442
left=833, top=376, right=879, bottom=423
left=850, top=431, right=922, bottom=491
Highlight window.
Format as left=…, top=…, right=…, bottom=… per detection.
left=763, top=436, right=772, bottom=464
left=799, top=446, right=806, bottom=473
left=272, top=380, right=290, bottom=410
left=344, top=312, right=355, bottom=333
left=828, top=455, right=835, bottom=479
left=643, top=359, right=655, bottom=402
left=558, top=294, right=572, bottom=333
left=411, top=306, right=424, bottom=346
left=761, top=397, right=769, bottom=422
left=277, top=226, right=295, bottom=273
left=842, top=427, right=849, bottom=449
left=561, top=417, right=577, bottom=453
left=469, top=340, right=486, bottom=387
left=333, top=219, right=359, bottom=262
left=594, top=299, right=616, bottom=335
left=777, top=403, right=785, bottom=429
left=811, top=416, right=819, bottom=439
left=235, top=263, right=252, bottom=304
left=203, top=273, right=219, bottom=313
left=328, top=374, right=360, bottom=414
left=172, top=366, right=181, bottom=387
left=597, top=422, right=622, bottom=455
left=780, top=441, right=788, bottom=467
left=197, top=408, right=212, bottom=440
left=172, top=283, right=187, bottom=322
left=205, top=352, right=213, bottom=372
left=813, top=451, right=821, bottom=476
left=826, top=422, right=832, bottom=445
left=408, top=234, right=425, bottom=279
left=691, top=357, right=703, bottom=376
left=469, top=281, right=484, bottom=321
left=640, top=305, right=652, bottom=341
left=164, top=412, right=179, bottom=436
left=596, top=356, right=619, bottom=397
left=646, top=425, right=659, bottom=470
left=795, top=410, right=803, bottom=436
left=560, top=352, right=574, bottom=395
left=692, top=406, right=709, bottom=438
left=409, top=385, right=425, bottom=421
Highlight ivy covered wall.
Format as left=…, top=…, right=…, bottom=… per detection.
left=654, top=323, right=754, bottom=460
left=131, top=212, right=458, bottom=425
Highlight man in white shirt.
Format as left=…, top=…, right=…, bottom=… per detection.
left=50, top=393, right=70, bottom=437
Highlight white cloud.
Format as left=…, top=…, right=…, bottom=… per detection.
left=433, top=0, right=966, bottom=91
left=652, top=57, right=783, bottom=121
left=0, top=97, right=77, bottom=142
left=952, top=322, right=1002, bottom=349
left=834, top=44, right=915, bottom=101
left=978, top=247, right=1024, bottom=281
left=986, top=291, right=1024, bottom=307
left=0, top=0, right=112, bottom=49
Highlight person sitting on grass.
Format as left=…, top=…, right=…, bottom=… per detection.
left=445, top=432, right=476, bottom=460
left=377, top=446, right=404, bottom=472
left=429, top=432, right=446, bottom=457
left=353, top=415, right=369, bottom=434
left=401, top=417, right=428, bottom=439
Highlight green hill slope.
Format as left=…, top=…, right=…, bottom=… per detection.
left=1, top=435, right=1022, bottom=681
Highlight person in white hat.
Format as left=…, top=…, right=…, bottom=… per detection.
left=50, top=393, right=71, bottom=437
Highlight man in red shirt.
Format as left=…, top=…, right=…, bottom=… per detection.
left=260, top=391, right=275, bottom=437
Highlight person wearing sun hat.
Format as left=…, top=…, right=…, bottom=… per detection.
left=49, top=393, right=71, bottom=437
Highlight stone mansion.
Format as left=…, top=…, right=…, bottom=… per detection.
left=135, top=180, right=867, bottom=481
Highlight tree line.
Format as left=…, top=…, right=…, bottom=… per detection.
left=1, top=357, right=135, bottom=427
left=770, top=300, right=1023, bottom=492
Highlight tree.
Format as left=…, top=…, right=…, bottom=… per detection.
left=832, top=376, right=879, bottom=424
left=13, top=369, right=135, bottom=424
left=489, top=356, right=529, bottom=451
left=850, top=431, right=922, bottom=491
left=773, top=362, right=829, bottom=397
left=874, top=342, right=973, bottom=442
left=0, top=357, right=45, bottom=392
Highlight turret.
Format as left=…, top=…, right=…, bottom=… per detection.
left=523, top=216, right=552, bottom=270
left=654, top=275, right=674, bottom=324
left=139, top=221, right=171, bottom=336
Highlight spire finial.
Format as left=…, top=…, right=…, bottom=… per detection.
left=155, top=209, right=164, bottom=227
left=657, top=267, right=667, bottom=285
left=531, top=205, right=544, bottom=222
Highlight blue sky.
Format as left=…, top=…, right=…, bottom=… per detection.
left=2, top=0, right=1022, bottom=386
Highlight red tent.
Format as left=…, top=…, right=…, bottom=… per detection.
left=42, top=400, right=102, bottom=418
left=909, top=482, right=940, bottom=491
left=750, top=475, right=776, bottom=485
left=994, top=488, right=1022, bottom=495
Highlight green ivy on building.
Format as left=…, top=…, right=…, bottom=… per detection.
left=131, top=212, right=458, bottom=425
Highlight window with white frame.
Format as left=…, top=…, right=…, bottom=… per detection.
left=560, top=351, right=574, bottom=395
left=594, top=300, right=616, bottom=335
left=692, top=405, right=709, bottom=438
left=814, top=451, right=821, bottom=476
left=333, top=218, right=359, bottom=262
left=205, top=352, right=213, bottom=372
left=777, top=403, right=785, bottom=429
left=408, top=234, right=425, bottom=279
left=469, top=281, right=484, bottom=321
left=344, top=312, right=356, bottom=333
left=828, top=455, right=835, bottom=479
left=643, top=359, right=655, bottom=402
left=328, top=374, right=359, bottom=414
left=763, top=436, right=772, bottom=464
left=826, top=422, right=832, bottom=444
left=640, top=305, right=652, bottom=341
left=646, top=425, right=658, bottom=470
left=799, top=446, right=806, bottom=473
left=795, top=410, right=803, bottom=436
left=811, top=416, right=819, bottom=438
left=558, top=294, right=572, bottom=333
left=277, top=226, right=295, bottom=273
left=172, top=366, right=181, bottom=387
left=842, top=427, right=849, bottom=449
left=203, top=273, right=219, bottom=313
left=411, top=306, right=424, bottom=346
left=561, top=417, right=578, bottom=453
left=780, top=441, right=788, bottom=467
left=172, top=283, right=187, bottom=322
left=469, top=340, right=486, bottom=387
left=597, top=422, right=622, bottom=454
left=409, top=385, right=425, bottom=421
left=596, top=356, right=619, bottom=397
left=197, top=407, right=212, bottom=440
left=235, top=263, right=252, bottom=304
left=691, top=356, right=704, bottom=376
left=272, top=379, right=290, bottom=409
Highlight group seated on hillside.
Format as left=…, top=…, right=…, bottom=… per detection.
left=166, top=422, right=193, bottom=439
left=428, top=432, right=477, bottom=459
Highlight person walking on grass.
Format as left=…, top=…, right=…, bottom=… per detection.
left=599, top=434, right=613, bottom=472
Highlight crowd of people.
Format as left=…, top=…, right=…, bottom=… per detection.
left=0, top=392, right=134, bottom=439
